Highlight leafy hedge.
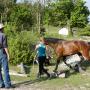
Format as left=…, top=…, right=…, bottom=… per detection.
left=6, top=29, right=38, bottom=65
left=3, top=24, right=41, bottom=65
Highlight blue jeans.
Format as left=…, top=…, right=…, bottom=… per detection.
left=0, top=49, right=11, bottom=87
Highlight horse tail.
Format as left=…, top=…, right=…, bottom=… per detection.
left=80, top=42, right=90, bottom=61
left=88, top=45, right=90, bottom=60
left=88, top=42, right=90, bottom=49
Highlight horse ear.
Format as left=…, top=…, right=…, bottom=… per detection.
left=45, top=42, right=48, bottom=45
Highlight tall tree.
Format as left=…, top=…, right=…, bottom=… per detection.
left=9, top=3, right=33, bottom=31
left=0, top=0, right=16, bottom=23
left=44, top=0, right=90, bottom=35
left=70, top=0, right=90, bottom=28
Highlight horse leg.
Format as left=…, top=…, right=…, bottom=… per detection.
left=79, top=50, right=90, bottom=71
left=53, top=57, right=60, bottom=72
left=81, top=47, right=90, bottom=60
left=71, top=53, right=85, bottom=72
left=63, top=55, right=81, bottom=72
left=77, top=52, right=84, bottom=63
left=63, top=56, right=74, bottom=70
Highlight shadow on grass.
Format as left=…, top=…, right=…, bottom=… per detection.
left=81, top=60, right=90, bottom=70
left=13, top=61, right=90, bottom=88
left=69, top=60, right=90, bottom=75
left=13, top=77, right=51, bottom=88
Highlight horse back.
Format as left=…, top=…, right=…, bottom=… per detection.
left=55, top=40, right=79, bottom=56
left=61, top=40, right=88, bottom=55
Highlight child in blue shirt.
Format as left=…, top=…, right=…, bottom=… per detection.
left=35, top=37, right=50, bottom=78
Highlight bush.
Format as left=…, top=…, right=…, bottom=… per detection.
left=8, top=31, right=38, bottom=65
left=78, top=24, right=90, bottom=36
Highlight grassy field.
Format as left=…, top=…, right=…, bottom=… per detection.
left=9, top=62, right=90, bottom=90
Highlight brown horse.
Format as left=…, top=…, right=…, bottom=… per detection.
left=44, top=37, right=90, bottom=72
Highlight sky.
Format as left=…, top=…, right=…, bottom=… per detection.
left=85, top=0, right=90, bottom=10
left=85, top=0, right=90, bottom=21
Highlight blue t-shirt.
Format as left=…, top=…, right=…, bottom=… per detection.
left=37, top=43, right=46, bottom=57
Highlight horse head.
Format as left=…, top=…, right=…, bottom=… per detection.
left=44, top=37, right=65, bottom=48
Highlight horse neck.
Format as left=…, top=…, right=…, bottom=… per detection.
left=88, top=44, right=90, bottom=49
left=47, top=42, right=58, bottom=49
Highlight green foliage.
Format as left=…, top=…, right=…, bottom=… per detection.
left=70, top=0, right=89, bottom=28
left=44, top=0, right=74, bottom=26
left=8, top=31, right=38, bottom=65
left=9, top=3, right=33, bottom=31
left=44, top=0, right=89, bottom=28
left=0, top=0, right=15, bottom=22
left=78, top=24, right=90, bottom=36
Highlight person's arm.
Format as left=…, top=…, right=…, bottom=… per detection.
left=4, top=48, right=9, bottom=60
left=46, top=45, right=49, bottom=51
left=3, top=35, right=9, bottom=60
left=35, top=44, right=39, bottom=50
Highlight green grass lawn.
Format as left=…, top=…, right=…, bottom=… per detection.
left=9, top=63, right=90, bottom=89
left=30, top=65, right=90, bottom=90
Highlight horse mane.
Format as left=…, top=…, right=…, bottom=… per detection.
left=44, top=37, right=65, bottom=44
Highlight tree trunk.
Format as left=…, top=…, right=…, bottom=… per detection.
left=36, top=0, right=41, bottom=33
left=0, top=14, right=2, bottom=23
left=67, top=20, right=73, bottom=36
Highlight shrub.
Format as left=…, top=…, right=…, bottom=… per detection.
left=8, top=31, right=38, bottom=65
left=78, top=24, right=90, bottom=36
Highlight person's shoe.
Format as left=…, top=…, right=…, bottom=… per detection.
left=0, top=86, right=5, bottom=88
left=45, top=68, right=49, bottom=71
left=0, top=84, right=5, bottom=88
left=47, top=73, right=51, bottom=78
left=47, top=74, right=52, bottom=79
left=5, top=85, right=15, bottom=89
